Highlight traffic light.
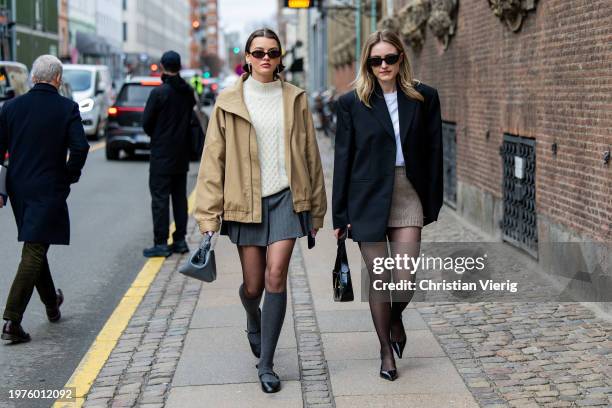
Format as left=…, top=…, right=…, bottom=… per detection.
left=284, top=0, right=314, bottom=8
left=233, top=47, right=240, bottom=54
left=203, top=71, right=211, bottom=79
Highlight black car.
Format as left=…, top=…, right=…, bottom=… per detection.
left=105, top=77, right=207, bottom=161
left=105, top=76, right=161, bottom=160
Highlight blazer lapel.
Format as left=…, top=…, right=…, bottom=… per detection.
left=397, top=89, right=418, bottom=147
left=369, top=86, right=396, bottom=143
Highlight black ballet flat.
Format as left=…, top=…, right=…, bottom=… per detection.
left=259, top=371, right=281, bottom=393
left=380, top=364, right=398, bottom=381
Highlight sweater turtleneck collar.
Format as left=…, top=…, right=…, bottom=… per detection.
left=244, top=75, right=282, bottom=96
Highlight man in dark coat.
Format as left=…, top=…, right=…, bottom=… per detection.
left=142, top=51, right=196, bottom=257
left=0, top=55, right=89, bottom=343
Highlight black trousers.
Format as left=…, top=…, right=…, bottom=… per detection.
left=3, top=243, right=57, bottom=323
left=149, top=172, right=188, bottom=245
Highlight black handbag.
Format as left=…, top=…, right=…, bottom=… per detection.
left=179, top=234, right=216, bottom=282
left=332, top=235, right=354, bottom=302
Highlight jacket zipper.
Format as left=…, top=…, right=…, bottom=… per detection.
left=249, top=126, right=254, bottom=221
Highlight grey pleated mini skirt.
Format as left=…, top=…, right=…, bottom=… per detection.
left=220, top=187, right=312, bottom=246
left=387, top=167, right=424, bottom=228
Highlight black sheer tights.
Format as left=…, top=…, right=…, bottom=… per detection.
left=360, top=227, right=421, bottom=372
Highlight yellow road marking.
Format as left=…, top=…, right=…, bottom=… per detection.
left=89, top=142, right=106, bottom=153
left=53, top=188, right=198, bottom=408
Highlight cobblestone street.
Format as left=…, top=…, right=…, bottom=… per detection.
left=73, top=134, right=612, bottom=407
left=420, top=215, right=612, bottom=407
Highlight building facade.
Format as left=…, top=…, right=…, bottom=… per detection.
left=123, top=0, right=190, bottom=74
left=0, top=0, right=59, bottom=67
left=67, top=0, right=96, bottom=62
left=203, top=0, right=218, bottom=56
left=58, top=0, right=69, bottom=59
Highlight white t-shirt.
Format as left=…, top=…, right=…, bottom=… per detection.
left=383, top=91, right=405, bottom=166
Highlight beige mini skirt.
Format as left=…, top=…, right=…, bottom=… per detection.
left=387, top=167, right=424, bottom=228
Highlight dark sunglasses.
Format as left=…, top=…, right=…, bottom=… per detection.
left=367, top=53, right=401, bottom=67
left=249, top=49, right=282, bottom=59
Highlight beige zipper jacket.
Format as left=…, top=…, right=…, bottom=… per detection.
left=194, top=74, right=327, bottom=233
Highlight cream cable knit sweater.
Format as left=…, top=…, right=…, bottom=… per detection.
left=243, top=76, right=289, bottom=197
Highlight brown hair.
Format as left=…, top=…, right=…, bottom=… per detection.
left=243, top=28, right=285, bottom=78
left=353, top=30, right=423, bottom=108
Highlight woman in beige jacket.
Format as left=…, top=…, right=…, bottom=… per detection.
left=194, top=28, right=326, bottom=394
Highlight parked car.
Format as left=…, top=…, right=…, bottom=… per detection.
left=1, top=62, right=30, bottom=163
left=104, top=76, right=161, bottom=160
left=63, top=64, right=113, bottom=140
left=59, top=81, right=73, bottom=100
left=105, top=76, right=208, bottom=161
left=202, top=77, right=220, bottom=106
left=0, top=61, right=29, bottom=109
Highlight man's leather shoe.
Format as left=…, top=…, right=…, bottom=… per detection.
left=1, top=321, right=31, bottom=344
left=46, top=289, right=64, bottom=323
left=170, top=240, right=190, bottom=254
left=143, top=244, right=172, bottom=258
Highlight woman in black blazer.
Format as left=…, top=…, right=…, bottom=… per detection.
left=332, top=30, right=443, bottom=381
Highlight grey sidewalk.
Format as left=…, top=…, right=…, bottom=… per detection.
left=81, top=133, right=612, bottom=407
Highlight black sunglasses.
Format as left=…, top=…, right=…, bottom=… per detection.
left=367, top=53, right=401, bottom=67
left=249, top=49, right=282, bottom=59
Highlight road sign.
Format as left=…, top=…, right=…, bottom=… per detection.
left=284, top=0, right=313, bottom=8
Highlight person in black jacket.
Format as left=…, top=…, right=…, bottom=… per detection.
left=142, top=51, right=196, bottom=258
left=0, top=55, right=89, bottom=343
left=332, top=31, right=443, bottom=380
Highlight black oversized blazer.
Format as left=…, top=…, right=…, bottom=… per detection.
left=0, top=83, right=89, bottom=245
left=332, top=81, right=443, bottom=242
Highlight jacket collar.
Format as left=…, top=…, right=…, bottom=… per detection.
left=370, top=80, right=418, bottom=146
left=31, top=83, right=59, bottom=94
left=215, top=73, right=305, bottom=124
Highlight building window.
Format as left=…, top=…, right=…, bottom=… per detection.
left=34, top=0, right=43, bottom=31
left=123, top=22, right=127, bottom=42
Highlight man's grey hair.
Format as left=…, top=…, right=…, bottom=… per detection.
left=31, top=55, right=63, bottom=83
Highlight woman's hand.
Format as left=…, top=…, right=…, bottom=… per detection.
left=310, top=228, right=319, bottom=237
left=333, top=224, right=351, bottom=240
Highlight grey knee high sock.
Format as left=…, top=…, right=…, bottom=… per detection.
left=258, top=290, right=287, bottom=376
left=239, top=284, right=262, bottom=335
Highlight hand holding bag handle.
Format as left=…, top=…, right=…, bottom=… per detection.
left=332, top=229, right=354, bottom=302
left=179, top=231, right=217, bottom=282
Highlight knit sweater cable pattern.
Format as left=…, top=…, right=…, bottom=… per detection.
left=243, top=77, right=289, bottom=197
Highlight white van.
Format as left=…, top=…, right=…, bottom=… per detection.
left=63, top=64, right=113, bottom=140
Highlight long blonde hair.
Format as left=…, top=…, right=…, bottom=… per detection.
left=353, top=30, right=423, bottom=108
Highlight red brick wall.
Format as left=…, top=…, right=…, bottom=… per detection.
left=333, top=63, right=357, bottom=94
left=397, top=0, right=612, bottom=240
